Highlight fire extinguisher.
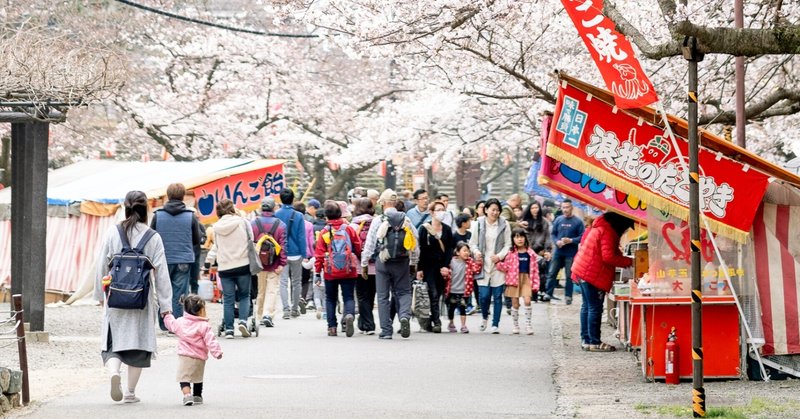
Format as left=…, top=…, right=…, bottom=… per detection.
left=665, top=327, right=680, bottom=385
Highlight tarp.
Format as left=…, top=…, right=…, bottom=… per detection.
left=0, top=159, right=285, bottom=293
left=547, top=75, right=775, bottom=242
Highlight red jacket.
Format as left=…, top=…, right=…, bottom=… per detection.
left=570, top=215, right=632, bottom=292
left=314, top=219, right=362, bottom=280
left=444, top=257, right=482, bottom=297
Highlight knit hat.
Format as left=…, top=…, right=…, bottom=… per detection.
left=307, top=198, right=321, bottom=209
left=336, top=201, right=351, bottom=218
left=378, top=189, right=397, bottom=204
left=367, top=189, right=379, bottom=200
left=261, top=196, right=276, bottom=211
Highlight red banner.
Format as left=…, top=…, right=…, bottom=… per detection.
left=561, top=0, right=658, bottom=109
left=192, top=164, right=285, bottom=223
left=546, top=81, right=769, bottom=241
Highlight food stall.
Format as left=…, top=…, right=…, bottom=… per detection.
left=539, top=73, right=800, bottom=380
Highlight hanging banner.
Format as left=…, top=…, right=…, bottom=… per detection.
left=546, top=80, right=769, bottom=242
left=537, top=112, right=648, bottom=224
left=193, top=164, right=285, bottom=223
left=561, top=0, right=658, bottom=109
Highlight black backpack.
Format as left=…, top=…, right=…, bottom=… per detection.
left=106, top=226, right=156, bottom=310
left=379, top=212, right=408, bottom=261
left=255, top=218, right=281, bottom=268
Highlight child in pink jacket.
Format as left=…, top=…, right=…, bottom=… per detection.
left=496, top=229, right=539, bottom=335
left=164, top=294, right=223, bottom=406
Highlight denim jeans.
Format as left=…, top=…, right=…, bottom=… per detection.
left=579, top=280, right=606, bottom=345
left=478, top=284, right=505, bottom=327
left=168, top=263, right=191, bottom=316
left=325, top=278, right=357, bottom=328
left=221, top=273, right=251, bottom=331
left=545, top=254, right=575, bottom=298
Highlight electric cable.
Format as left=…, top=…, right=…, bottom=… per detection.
left=113, top=0, right=318, bottom=38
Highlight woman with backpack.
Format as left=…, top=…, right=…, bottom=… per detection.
left=204, top=199, right=254, bottom=339
left=314, top=200, right=363, bottom=337
left=351, top=198, right=377, bottom=335
left=416, top=200, right=455, bottom=333
left=94, top=190, right=173, bottom=404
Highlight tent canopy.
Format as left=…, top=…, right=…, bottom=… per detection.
left=0, top=159, right=285, bottom=206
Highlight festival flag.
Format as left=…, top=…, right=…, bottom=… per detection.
left=561, top=0, right=658, bottom=109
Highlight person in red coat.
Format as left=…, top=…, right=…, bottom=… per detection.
left=314, top=201, right=362, bottom=337
left=571, top=212, right=634, bottom=352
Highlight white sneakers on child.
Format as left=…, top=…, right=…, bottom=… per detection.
left=480, top=319, right=488, bottom=331
left=491, top=326, right=499, bottom=334
left=526, top=325, right=534, bottom=335
left=512, top=325, right=520, bottom=334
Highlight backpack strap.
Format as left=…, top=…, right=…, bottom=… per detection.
left=268, top=219, right=280, bottom=237
left=117, top=225, right=132, bottom=251
left=255, top=217, right=266, bottom=237
left=135, top=229, right=157, bottom=252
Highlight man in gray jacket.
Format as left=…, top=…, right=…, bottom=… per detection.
left=360, top=192, right=419, bottom=340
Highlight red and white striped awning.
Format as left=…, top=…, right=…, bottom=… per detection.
left=753, top=203, right=800, bottom=356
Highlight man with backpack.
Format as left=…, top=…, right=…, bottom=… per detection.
left=251, top=197, right=287, bottom=328
left=152, top=183, right=202, bottom=326
left=275, top=189, right=308, bottom=319
left=360, top=196, right=419, bottom=340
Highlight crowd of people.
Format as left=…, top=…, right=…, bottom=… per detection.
left=94, top=182, right=636, bottom=405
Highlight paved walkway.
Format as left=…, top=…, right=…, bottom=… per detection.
left=20, top=304, right=555, bottom=418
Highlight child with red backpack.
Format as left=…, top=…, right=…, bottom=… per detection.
left=314, top=200, right=362, bottom=337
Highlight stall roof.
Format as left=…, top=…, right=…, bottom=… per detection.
left=559, top=73, right=800, bottom=188
left=0, top=159, right=285, bottom=206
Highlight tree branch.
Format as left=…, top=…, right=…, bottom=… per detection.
left=604, top=2, right=681, bottom=59
left=699, top=88, right=800, bottom=125
left=674, top=20, right=800, bottom=56
left=356, top=89, right=413, bottom=112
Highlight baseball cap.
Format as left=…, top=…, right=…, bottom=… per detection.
left=307, top=198, right=321, bottom=209
left=379, top=189, right=398, bottom=204
left=261, top=196, right=276, bottom=211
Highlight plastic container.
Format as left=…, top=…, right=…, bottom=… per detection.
left=198, top=278, right=214, bottom=301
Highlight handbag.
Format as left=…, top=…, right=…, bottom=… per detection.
left=243, top=219, right=263, bottom=275
left=473, top=220, right=485, bottom=281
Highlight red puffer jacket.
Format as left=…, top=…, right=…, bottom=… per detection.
left=570, top=215, right=632, bottom=292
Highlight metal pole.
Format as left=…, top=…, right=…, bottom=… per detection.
left=735, top=0, right=745, bottom=148
left=13, top=294, right=30, bottom=405
left=684, top=36, right=705, bottom=418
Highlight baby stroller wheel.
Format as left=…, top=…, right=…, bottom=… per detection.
left=250, top=317, right=259, bottom=337
left=217, top=323, right=223, bottom=337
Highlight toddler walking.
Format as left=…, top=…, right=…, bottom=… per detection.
left=164, top=294, right=223, bottom=406
left=441, top=242, right=483, bottom=333
left=496, top=229, right=539, bottom=335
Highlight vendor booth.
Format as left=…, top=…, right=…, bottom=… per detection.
left=540, top=73, right=800, bottom=381
left=0, top=159, right=285, bottom=299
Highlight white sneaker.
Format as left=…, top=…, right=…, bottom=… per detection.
left=491, top=326, right=500, bottom=334
left=512, top=325, right=520, bottom=334
left=526, top=324, right=534, bottom=335
left=110, top=374, right=122, bottom=402
left=480, top=319, right=488, bottom=332
left=238, top=321, right=251, bottom=338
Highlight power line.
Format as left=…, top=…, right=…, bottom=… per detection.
left=113, top=0, right=318, bottom=38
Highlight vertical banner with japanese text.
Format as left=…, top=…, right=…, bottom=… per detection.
left=192, top=163, right=285, bottom=223
left=561, top=0, right=658, bottom=109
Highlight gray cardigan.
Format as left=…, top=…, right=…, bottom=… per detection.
left=94, top=223, right=173, bottom=355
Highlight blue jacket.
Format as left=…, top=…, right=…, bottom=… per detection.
left=275, top=206, right=308, bottom=258
left=551, top=215, right=585, bottom=257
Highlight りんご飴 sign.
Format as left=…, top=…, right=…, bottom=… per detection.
left=546, top=80, right=769, bottom=241
left=193, top=163, right=285, bottom=223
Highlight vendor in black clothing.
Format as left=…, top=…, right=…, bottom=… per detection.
left=416, top=200, right=455, bottom=333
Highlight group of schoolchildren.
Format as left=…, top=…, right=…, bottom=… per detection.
left=97, top=183, right=581, bottom=407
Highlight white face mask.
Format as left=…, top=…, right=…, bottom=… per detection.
left=435, top=211, right=446, bottom=221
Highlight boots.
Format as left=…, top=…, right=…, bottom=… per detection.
left=524, top=306, right=534, bottom=335
left=511, top=308, right=520, bottom=334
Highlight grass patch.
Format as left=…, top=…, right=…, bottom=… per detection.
left=634, top=397, right=800, bottom=418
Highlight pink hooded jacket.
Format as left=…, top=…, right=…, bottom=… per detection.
left=496, top=248, right=540, bottom=291
left=164, top=313, right=223, bottom=361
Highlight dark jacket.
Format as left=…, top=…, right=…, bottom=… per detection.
left=417, top=222, right=455, bottom=272
left=570, top=215, right=632, bottom=292
left=151, top=200, right=201, bottom=264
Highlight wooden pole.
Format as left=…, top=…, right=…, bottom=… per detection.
left=735, top=0, right=746, bottom=148
left=13, top=294, right=30, bottom=405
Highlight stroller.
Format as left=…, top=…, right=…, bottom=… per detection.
left=215, top=273, right=260, bottom=337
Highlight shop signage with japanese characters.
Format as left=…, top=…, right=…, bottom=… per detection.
left=547, top=81, right=770, bottom=241
left=193, top=164, right=285, bottom=223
